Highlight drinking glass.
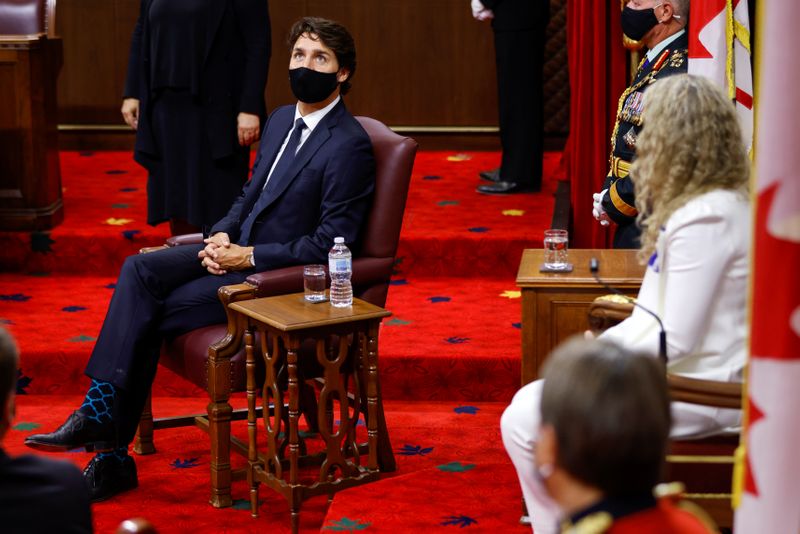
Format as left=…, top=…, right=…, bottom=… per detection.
left=543, top=229, right=569, bottom=269
left=303, top=264, right=327, bottom=302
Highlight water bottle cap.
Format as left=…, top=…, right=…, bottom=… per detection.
left=334, top=237, right=345, bottom=244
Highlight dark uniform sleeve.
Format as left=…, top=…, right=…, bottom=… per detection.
left=602, top=172, right=638, bottom=224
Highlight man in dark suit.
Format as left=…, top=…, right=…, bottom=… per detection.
left=0, top=328, right=93, bottom=533
left=593, top=0, right=689, bottom=248
left=474, top=0, right=550, bottom=195
left=25, top=17, right=375, bottom=503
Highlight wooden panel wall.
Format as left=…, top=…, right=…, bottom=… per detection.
left=54, top=0, right=569, bottom=148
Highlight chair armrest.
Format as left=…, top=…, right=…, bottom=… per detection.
left=209, top=282, right=257, bottom=358
left=245, top=265, right=306, bottom=297
left=351, top=257, right=394, bottom=289
left=244, top=257, right=395, bottom=298
left=587, top=294, right=635, bottom=334
left=166, top=233, right=205, bottom=247
left=667, top=374, right=742, bottom=410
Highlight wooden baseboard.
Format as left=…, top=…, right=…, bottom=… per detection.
left=57, top=127, right=566, bottom=153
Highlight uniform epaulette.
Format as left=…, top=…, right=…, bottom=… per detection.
left=667, top=47, right=687, bottom=69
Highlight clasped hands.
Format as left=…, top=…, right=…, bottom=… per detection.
left=592, top=189, right=611, bottom=227
left=198, top=232, right=253, bottom=275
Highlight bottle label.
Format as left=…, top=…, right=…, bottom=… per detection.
left=329, top=258, right=351, bottom=273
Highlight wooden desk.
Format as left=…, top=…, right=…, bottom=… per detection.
left=229, top=293, right=394, bottom=534
left=516, top=249, right=645, bottom=384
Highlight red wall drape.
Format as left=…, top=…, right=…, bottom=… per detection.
left=564, top=0, right=628, bottom=248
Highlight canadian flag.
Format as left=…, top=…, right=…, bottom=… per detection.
left=733, top=2, right=800, bottom=532
left=688, top=0, right=753, bottom=148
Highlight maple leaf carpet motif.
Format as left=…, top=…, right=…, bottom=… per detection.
left=0, top=149, right=562, bottom=532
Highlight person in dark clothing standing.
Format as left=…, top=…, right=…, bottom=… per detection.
left=473, top=0, right=550, bottom=195
left=121, top=0, right=271, bottom=235
left=0, top=328, right=92, bottom=534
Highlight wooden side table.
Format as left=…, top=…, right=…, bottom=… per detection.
left=228, top=293, right=394, bottom=534
left=516, top=249, right=645, bottom=384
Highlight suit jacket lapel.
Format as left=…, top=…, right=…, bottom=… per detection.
left=256, top=101, right=346, bottom=212
left=260, top=126, right=330, bottom=202
left=240, top=112, right=293, bottom=217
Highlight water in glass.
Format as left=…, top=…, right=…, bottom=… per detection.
left=543, top=229, right=569, bottom=269
left=303, top=265, right=327, bottom=302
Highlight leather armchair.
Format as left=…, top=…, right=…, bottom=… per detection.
left=0, top=0, right=57, bottom=36
left=135, top=116, right=417, bottom=507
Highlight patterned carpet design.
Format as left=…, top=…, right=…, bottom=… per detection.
left=0, top=149, right=562, bottom=531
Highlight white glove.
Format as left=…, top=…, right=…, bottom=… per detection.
left=471, top=0, right=494, bottom=20
left=593, top=189, right=611, bottom=227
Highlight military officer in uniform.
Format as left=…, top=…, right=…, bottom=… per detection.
left=593, top=0, right=689, bottom=248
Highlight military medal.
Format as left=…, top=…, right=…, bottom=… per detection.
left=623, top=126, right=638, bottom=149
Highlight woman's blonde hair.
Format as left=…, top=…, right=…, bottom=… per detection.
left=631, top=74, right=749, bottom=262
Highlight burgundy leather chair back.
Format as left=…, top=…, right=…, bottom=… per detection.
left=0, top=0, right=56, bottom=36
left=355, top=116, right=416, bottom=260
left=350, top=116, right=417, bottom=306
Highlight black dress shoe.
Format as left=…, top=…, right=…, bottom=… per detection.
left=479, top=168, right=502, bottom=182
left=476, top=181, right=541, bottom=195
left=84, top=454, right=138, bottom=503
left=24, top=411, right=116, bottom=453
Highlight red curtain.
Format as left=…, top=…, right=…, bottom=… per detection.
left=564, top=0, right=628, bottom=248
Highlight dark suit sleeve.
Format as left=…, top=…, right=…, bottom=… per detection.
left=252, top=134, right=375, bottom=268
left=481, top=0, right=503, bottom=9
left=123, top=0, right=146, bottom=99
left=601, top=174, right=638, bottom=224
left=232, top=0, right=271, bottom=115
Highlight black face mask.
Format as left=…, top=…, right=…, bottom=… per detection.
left=621, top=6, right=659, bottom=41
left=288, top=67, right=340, bottom=104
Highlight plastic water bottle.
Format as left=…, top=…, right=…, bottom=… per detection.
left=328, top=237, right=353, bottom=307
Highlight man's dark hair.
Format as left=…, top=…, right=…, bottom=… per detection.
left=540, top=338, right=671, bottom=497
left=287, top=17, right=356, bottom=95
left=0, top=328, right=19, bottom=408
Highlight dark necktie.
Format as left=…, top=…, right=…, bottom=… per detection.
left=238, top=117, right=307, bottom=245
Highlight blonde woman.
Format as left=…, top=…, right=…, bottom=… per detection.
left=500, top=74, right=750, bottom=534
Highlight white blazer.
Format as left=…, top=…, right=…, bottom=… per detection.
left=601, top=189, right=750, bottom=437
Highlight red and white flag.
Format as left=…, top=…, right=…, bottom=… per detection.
left=688, top=0, right=753, bottom=148
left=734, top=2, right=800, bottom=532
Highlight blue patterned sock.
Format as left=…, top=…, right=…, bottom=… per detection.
left=78, top=379, right=116, bottom=424
left=95, top=447, right=128, bottom=463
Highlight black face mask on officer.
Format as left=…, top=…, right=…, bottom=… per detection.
left=289, top=67, right=340, bottom=104
left=621, top=5, right=660, bottom=41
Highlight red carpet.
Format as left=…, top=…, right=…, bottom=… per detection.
left=1, top=150, right=561, bottom=402
left=0, top=151, right=560, bottom=278
left=0, top=149, right=561, bottom=531
left=4, top=396, right=525, bottom=533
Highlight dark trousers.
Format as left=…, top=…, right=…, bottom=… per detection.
left=84, top=244, right=250, bottom=445
left=494, top=27, right=546, bottom=189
